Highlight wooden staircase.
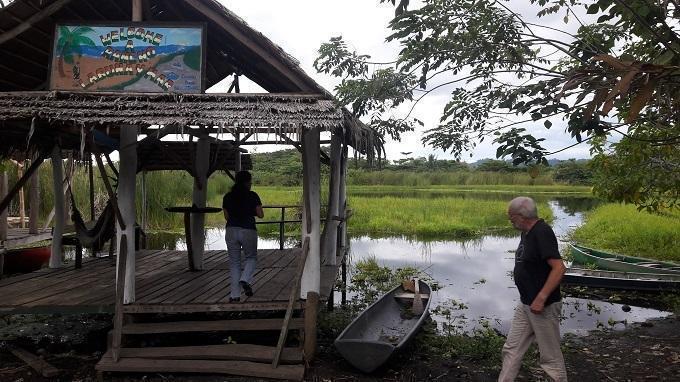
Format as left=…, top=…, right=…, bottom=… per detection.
left=96, top=235, right=313, bottom=381
left=96, top=311, right=307, bottom=380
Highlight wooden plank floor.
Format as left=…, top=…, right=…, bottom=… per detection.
left=1, top=227, right=52, bottom=248
left=0, top=248, right=343, bottom=315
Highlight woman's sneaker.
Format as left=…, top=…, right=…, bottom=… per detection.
left=240, top=281, right=253, bottom=297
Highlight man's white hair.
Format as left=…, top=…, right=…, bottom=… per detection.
left=508, top=197, right=538, bottom=219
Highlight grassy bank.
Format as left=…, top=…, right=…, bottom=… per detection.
left=571, top=204, right=680, bottom=261
left=347, top=195, right=554, bottom=239
left=215, top=185, right=565, bottom=239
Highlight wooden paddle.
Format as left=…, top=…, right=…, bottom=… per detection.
left=412, top=278, right=424, bottom=315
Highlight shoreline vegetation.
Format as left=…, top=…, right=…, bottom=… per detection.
left=0, top=155, right=676, bottom=260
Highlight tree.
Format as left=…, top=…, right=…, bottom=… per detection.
left=552, top=159, right=593, bottom=185
left=315, top=0, right=680, bottom=210
left=56, top=26, right=96, bottom=78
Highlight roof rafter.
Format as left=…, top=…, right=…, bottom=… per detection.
left=0, top=0, right=73, bottom=46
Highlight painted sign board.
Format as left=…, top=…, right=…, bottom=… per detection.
left=49, top=23, right=205, bottom=93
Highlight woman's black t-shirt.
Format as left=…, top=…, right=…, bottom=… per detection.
left=222, top=190, right=262, bottom=230
left=513, top=219, right=562, bottom=306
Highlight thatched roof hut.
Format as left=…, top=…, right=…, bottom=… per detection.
left=0, top=0, right=384, bottom=160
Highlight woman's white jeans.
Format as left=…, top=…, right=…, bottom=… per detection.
left=225, top=226, right=258, bottom=299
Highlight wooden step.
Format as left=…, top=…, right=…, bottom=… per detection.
left=122, top=301, right=303, bottom=314
left=96, top=356, right=305, bottom=381
left=103, top=344, right=303, bottom=364
left=122, top=318, right=304, bottom=334
left=394, top=292, right=430, bottom=299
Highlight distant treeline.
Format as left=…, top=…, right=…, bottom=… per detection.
left=250, top=149, right=594, bottom=186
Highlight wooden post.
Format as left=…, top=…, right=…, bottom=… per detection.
left=141, top=170, right=147, bottom=232
left=321, top=132, right=342, bottom=265
left=300, top=128, right=321, bottom=298
left=235, top=151, right=242, bottom=171
left=17, top=162, right=25, bottom=228
left=190, top=137, right=210, bottom=270
left=303, top=291, right=319, bottom=361
left=0, top=248, right=5, bottom=279
left=29, top=160, right=39, bottom=234
left=279, top=207, right=285, bottom=250
left=132, top=0, right=143, bottom=21
left=117, top=126, right=137, bottom=303
left=63, top=154, right=74, bottom=225
left=112, top=234, right=128, bottom=362
left=0, top=172, right=7, bottom=241
left=273, top=237, right=309, bottom=368
left=88, top=155, right=95, bottom=221
left=341, top=256, right=347, bottom=306
left=50, top=146, right=63, bottom=268
left=338, top=143, right=349, bottom=249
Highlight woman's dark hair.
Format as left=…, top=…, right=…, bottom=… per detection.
left=231, top=170, right=252, bottom=194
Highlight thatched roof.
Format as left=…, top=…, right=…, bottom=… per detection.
left=0, top=0, right=384, bottom=161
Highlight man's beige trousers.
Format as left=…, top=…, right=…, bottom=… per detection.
left=498, top=302, right=567, bottom=382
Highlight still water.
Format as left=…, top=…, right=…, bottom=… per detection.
left=147, top=197, right=671, bottom=335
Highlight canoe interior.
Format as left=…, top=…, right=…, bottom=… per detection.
left=335, top=280, right=431, bottom=372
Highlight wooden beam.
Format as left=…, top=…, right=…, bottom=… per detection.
left=132, top=0, right=143, bottom=21
left=28, top=159, right=39, bottom=234
left=182, top=0, right=314, bottom=92
left=0, top=171, right=7, bottom=241
left=0, top=154, right=45, bottom=217
left=0, top=62, right=43, bottom=83
left=0, top=43, right=50, bottom=69
left=0, top=0, right=74, bottom=46
left=272, top=237, right=309, bottom=368
left=9, top=347, right=60, bottom=378
left=303, top=291, right=320, bottom=361
left=76, top=0, right=107, bottom=19
left=49, top=146, right=63, bottom=268
left=111, top=234, right=128, bottom=362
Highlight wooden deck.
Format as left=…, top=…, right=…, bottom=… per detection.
left=0, top=248, right=342, bottom=315
left=1, top=227, right=52, bottom=248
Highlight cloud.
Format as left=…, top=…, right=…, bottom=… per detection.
left=215, top=0, right=594, bottom=162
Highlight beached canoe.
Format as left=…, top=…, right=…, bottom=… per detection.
left=563, top=268, right=680, bottom=291
left=334, top=279, right=432, bottom=373
left=570, top=244, right=680, bottom=275
left=2, top=246, right=51, bottom=274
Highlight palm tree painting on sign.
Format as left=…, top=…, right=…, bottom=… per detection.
left=55, top=26, right=96, bottom=79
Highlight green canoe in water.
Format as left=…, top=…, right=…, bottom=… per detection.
left=570, top=244, right=680, bottom=275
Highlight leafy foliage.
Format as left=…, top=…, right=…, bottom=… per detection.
left=315, top=0, right=680, bottom=210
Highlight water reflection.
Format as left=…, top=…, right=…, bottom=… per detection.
left=142, top=196, right=670, bottom=336
left=348, top=235, right=671, bottom=335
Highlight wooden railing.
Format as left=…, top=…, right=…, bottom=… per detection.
left=256, top=205, right=301, bottom=250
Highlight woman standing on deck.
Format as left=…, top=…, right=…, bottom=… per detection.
left=223, top=170, right=264, bottom=303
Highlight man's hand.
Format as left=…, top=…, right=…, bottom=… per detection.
left=530, top=294, right=547, bottom=314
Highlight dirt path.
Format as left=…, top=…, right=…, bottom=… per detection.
left=1, top=314, right=678, bottom=381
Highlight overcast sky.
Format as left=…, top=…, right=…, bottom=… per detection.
left=214, top=0, right=600, bottom=163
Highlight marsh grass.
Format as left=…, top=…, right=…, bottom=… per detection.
left=347, top=194, right=555, bottom=239
left=348, top=170, right=555, bottom=186
left=572, top=204, right=680, bottom=261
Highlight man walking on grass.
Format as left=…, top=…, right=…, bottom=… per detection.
left=499, top=197, right=568, bottom=382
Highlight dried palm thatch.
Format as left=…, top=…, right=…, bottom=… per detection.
left=0, top=91, right=384, bottom=163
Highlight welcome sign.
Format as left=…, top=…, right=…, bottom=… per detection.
left=49, top=23, right=205, bottom=93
